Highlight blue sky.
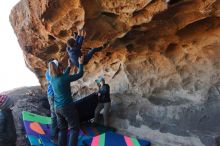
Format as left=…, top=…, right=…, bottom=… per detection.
left=0, top=1, right=39, bottom=92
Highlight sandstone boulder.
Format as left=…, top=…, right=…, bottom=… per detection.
left=10, top=0, right=220, bottom=145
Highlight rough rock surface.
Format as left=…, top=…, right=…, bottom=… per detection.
left=2, top=87, right=49, bottom=146
left=10, top=0, right=220, bottom=146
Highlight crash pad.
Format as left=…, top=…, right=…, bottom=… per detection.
left=83, top=131, right=151, bottom=146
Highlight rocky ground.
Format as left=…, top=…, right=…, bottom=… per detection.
left=3, top=86, right=50, bottom=146
left=2, top=85, right=220, bottom=146
left=110, top=93, right=220, bottom=146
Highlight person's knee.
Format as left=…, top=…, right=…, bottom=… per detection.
left=103, top=112, right=108, bottom=117
left=69, top=128, right=79, bottom=135
left=95, top=110, right=99, bottom=115
left=104, top=109, right=110, bottom=119
left=58, top=129, right=67, bottom=136
left=69, top=122, right=80, bottom=131
left=57, top=121, right=67, bottom=131
left=59, top=127, right=67, bottom=132
left=67, top=116, right=79, bottom=130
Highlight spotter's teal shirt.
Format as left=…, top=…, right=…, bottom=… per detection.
left=51, top=64, right=83, bottom=109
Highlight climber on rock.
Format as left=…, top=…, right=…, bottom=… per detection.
left=66, top=29, right=109, bottom=68
left=94, top=76, right=111, bottom=126
left=0, top=95, right=17, bottom=146
left=49, top=56, right=84, bottom=146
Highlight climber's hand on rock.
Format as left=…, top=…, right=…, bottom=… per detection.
left=82, top=30, right=86, bottom=37
left=79, top=55, right=84, bottom=65
left=77, top=29, right=81, bottom=36
left=79, top=29, right=85, bottom=37
left=72, top=32, right=77, bottom=39
left=68, top=59, right=72, bottom=67
left=72, top=65, right=78, bottom=74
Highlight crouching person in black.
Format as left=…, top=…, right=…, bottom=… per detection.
left=0, top=95, right=17, bottom=146
left=94, top=76, right=111, bottom=126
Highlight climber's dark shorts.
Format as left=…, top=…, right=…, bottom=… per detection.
left=55, top=102, right=79, bottom=131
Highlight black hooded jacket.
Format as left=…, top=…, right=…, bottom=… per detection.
left=98, top=84, right=111, bottom=103
left=0, top=110, right=17, bottom=146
